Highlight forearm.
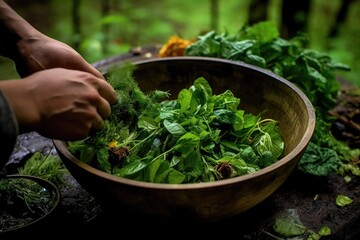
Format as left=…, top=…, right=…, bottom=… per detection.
left=0, top=0, right=41, bottom=60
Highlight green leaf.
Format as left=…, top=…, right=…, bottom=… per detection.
left=138, top=115, right=158, bottom=131
left=193, top=76, right=213, bottom=97
left=163, top=119, right=186, bottom=137
left=243, top=21, right=280, bottom=43
left=213, top=109, right=237, bottom=125
left=318, top=226, right=331, bottom=236
left=149, top=158, right=163, bottom=182
left=166, top=169, right=186, bottom=184
left=117, top=159, right=148, bottom=177
left=252, top=121, right=284, bottom=167
left=273, top=209, right=307, bottom=237
left=336, top=194, right=353, bottom=207
left=175, top=132, right=200, bottom=154
left=298, top=142, right=340, bottom=176
left=178, top=88, right=192, bottom=113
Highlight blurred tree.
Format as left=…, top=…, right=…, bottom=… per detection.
left=72, top=0, right=81, bottom=50
left=329, top=0, right=354, bottom=37
left=210, top=0, right=219, bottom=31
left=248, top=0, right=270, bottom=25
left=101, top=0, right=111, bottom=55
left=281, top=0, right=311, bottom=39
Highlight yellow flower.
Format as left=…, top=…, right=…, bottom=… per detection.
left=108, top=141, right=118, bottom=148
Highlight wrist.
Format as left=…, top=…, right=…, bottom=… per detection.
left=0, top=1, right=41, bottom=60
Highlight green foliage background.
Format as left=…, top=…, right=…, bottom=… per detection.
left=0, top=0, right=359, bottom=87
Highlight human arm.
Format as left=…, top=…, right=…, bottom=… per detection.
left=0, top=68, right=117, bottom=140
left=0, top=0, right=104, bottom=78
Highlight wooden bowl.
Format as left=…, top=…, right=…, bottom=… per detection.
left=0, top=174, right=61, bottom=236
left=53, top=57, right=315, bottom=222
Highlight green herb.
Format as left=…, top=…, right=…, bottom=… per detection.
left=18, top=151, right=68, bottom=186
left=68, top=66, right=284, bottom=184
left=271, top=209, right=331, bottom=239
left=336, top=194, right=353, bottom=207
left=306, top=226, right=332, bottom=240
left=273, top=209, right=307, bottom=237
left=185, top=21, right=359, bottom=176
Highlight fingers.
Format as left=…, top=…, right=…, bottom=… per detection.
left=97, top=96, right=112, bottom=120
left=86, top=75, right=117, bottom=133
left=76, top=71, right=117, bottom=120
left=82, top=61, right=106, bottom=80
left=96, top=78, right=118, bottom=105
left=91, top=114, right=105, bottom=133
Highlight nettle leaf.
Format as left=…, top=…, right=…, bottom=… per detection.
left=163, top=119, right=186, bottom=137
left=96, top=148, right=111, bottom=173
left=212, top=90, right=240, bottom=111
left=169, top=155, right=181, bottom=167
left=232, top=110, right=245, bottom=131
left=116, top=158, right=149, bottom=178
left=244, top=52, right=266, bottom=68
left=252, top=133, right=275, bottom=160
left=149, top=158, right=164, bottom=182
left=175, top=132, right=200, bottom=154
left=243, top=114, right=260, bottom=128
left=193, top=77, right=213, bottom=97
left=148, top=159, right=186, bottom=183
left=318, top=226, right=331, bottom=236
left=243, top=21, right=280, bottom=43
left=175, top=151, right=204, bottom=182
left=252, top=121, right=284, bottom=167
left=159, top=109, right=178, bottom=120
left=221, top=140, right=241, bottom=152
left=76, top=145, right=96, bottom=165
left=238, top=145, right=261, bottom=166
left=273, top=209, right=307, bottom=237
left=226, top=157, right=253, bottom=176
left=185, top=31, right=222, bottom=57
left=138, top=115, right=158, bottom=131
left=191, top=88, right=207, bottom=111
left=298, top=142, right=340, bottom=176
left=178, top=88, right=192, bottom=113
left=213, top=109, right=237, bottom=125
left=166, top=169, right=186, bottom=184
left=336, top=194, right=353, bottom=207
left=222, top=39, right=255, bottom=60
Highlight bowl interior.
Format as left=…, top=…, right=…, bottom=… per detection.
left=130, top=56, right=315, bottom=158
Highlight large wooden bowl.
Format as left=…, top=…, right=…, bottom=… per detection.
left=53, top=57, right=315, bottom=222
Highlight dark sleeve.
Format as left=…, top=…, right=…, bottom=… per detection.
left=0, top=90, right=18, bottom=170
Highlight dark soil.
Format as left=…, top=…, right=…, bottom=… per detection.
left=330, top=77, right=360, bottom=149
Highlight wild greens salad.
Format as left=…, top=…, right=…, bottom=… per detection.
left=68, top=66, right=284, bottom=184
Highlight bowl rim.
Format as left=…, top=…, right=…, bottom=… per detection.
left=54, top=56, right=316, bottom=190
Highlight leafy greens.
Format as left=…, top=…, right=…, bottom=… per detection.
left=68, top=65, right=284, bottom=184
left=185, top=21, right=360, bottom=176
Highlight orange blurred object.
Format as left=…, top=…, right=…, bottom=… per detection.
left=158, top=35, right=195, bottom=57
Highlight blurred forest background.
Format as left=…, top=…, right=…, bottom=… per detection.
left=1, top=0, right=359, bottom=87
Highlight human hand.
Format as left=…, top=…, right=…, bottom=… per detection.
left=14, top=33, right=104, bottom=79
left=0, top=68, right=117, bottom=140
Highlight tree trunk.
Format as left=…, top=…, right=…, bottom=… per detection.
left=72, top=0, right=81, bottom=51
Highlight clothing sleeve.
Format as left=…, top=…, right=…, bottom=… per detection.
left=0, top=89, right=18, bottom=170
